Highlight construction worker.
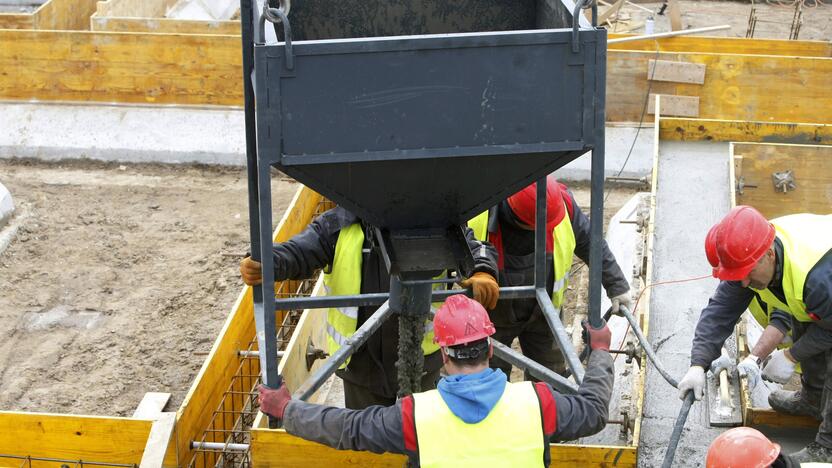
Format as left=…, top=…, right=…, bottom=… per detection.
left=705, top=427, right=799, bottom=467
left=258, top=294, right=615, bottom=467
left=677, top=206, right=832, bottom=463
left=239, top=206, right=500, bottom=409
left=468, top=176, right=631, bottom=377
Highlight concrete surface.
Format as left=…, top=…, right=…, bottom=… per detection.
left=0, top=102, right=245, bottom=166
left=558, top=125, right=654, bottom=181
left=166, top=0, right=237, bottom=20
left=639, top=141, right=732, bottom=467
left=0, top=182, right=13, bottom=229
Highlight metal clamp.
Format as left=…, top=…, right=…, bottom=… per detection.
left=259, top=0, right=294, bottom=70
left=571, top=0, right=598, bottom=53
left=772, top=170, right=796, bottom=193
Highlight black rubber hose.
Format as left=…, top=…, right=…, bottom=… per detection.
left=662, top=391, right=695, bottom=468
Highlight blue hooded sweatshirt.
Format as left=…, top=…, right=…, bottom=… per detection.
left=436, top=368, right=508, bottom=424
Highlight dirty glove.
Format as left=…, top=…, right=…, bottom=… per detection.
left=762, top=349, right=796, bottom=384
left=258, top=383, right=291, bottom=420
left=582, top=319, right=611, bottom=352
left=240, top=256, right=263, bottom=286
left=460, top=272, right=499, bottom=310
left=709, top=353, right=735, bottom=377
left=610, top=291, right=633, bottom=316
left=678, top=366, right=705, bottom=400
left=737, top=355, right=762, bottom=388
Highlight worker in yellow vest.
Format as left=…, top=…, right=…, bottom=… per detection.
left=258, top=294, right=615, bottom=467
left=468, top=177, right=631, bottom=377
left=678, top=206, right=832, bottom=463
left=240, top=207, right=500, bottom=409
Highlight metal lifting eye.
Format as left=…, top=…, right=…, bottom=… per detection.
left=260, top=0, right=294, bottom=69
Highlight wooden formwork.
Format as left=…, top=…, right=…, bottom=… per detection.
left=0, top=0, right=98, bottom=30
left=90, top=0, right=239, bottom=35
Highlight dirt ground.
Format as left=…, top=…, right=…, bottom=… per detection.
left=608, top=0, right=831, bottom=41
left=0, top=159, right=298, bottom=416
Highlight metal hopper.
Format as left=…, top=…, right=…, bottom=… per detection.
left=240, top=0, right=607, bottom=424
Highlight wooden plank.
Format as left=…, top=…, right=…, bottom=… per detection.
left=34, top=0, right=99, bottom=30
left=0, top=13, right=35, bottom=29
left=659, top=118, right=832, bottom=144
left=140, top=412, right=176, bottom=468
left=746, top=408, right=820, bottom=429
left=598, top=0, right=625, bottom=25
left=668, top=0, right=682, bottom=31
left=250, top=429, right=636, bottom=467
left=647, top=59, right=706, bottom=84
left=608, top=35, right=832, bottom=57
left=647, top=94, right=699, bottom=117
left=0, top=412, right=151, bottom=467
left=95, top=0, right=168, bottom=18
left=133, top=392, right=172, bottom=418
left=734, top=143, right=832, bottom=219
left=91, top=16, right=240, bottom=34
left=172, top=185, right=321, bottom=467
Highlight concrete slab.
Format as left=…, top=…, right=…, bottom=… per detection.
left=0, top=102, right=245, bottom=166
left=558, top=125, right=654, bottom=181
left=639, top=141, right=732, bottom=467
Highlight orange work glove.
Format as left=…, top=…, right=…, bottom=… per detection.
left=240, top=256, right=263, bottom=286
left=460, top=272, right=499, bottom=310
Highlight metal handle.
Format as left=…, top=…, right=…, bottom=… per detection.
left=259, top=0, right=294, bottom=69
left=571, top=0, right=598, bottom=53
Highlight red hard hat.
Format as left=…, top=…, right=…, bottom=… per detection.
left=433, top=295, right=495, bottom=347
left=705, top=427, right=780, bottom=468
left=506, top=177, right=566, bottom=228
left=705, top=206, right=775, bottom=281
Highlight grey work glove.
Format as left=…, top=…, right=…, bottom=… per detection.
left=737, top=355, right=762, bottom=389
left=762, top=349, right=796, bottom=384
left=710, top=353, right=735, bottom=377
left=610, top=291, right=633, bottom=316
left=678, top=366, right=705, bottom=400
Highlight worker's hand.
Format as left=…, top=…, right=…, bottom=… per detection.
left=737, top=355, right=762, bottom=388
left=761, top=349, right=796, bottom=384
left=610, top=291, right=633, bottom=316
left=581, top=319, right=611, bottom=352
left=460, top=272, right=499, bottom=310
left=240, top=256, right=263, bottom=286
left=258, top=383, right=291, bottom=420
left=709, top=353, right=735, bottom=377
left=678, top=366, right=705, bottom=400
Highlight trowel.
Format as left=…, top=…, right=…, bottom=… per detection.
left=706, top=348, right=744, bottom=427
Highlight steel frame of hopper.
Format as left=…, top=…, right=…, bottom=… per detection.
left=239, top=0, right=608, bottom=419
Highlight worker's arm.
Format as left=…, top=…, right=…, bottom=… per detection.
left=463, top=225, right=498, bottom=277
left=564, top=190, right=630, bottom=297
left=547, top=350, right=614, bottom=441
left=787, top=256, right=832, bottom=361
left=282, top=399, right=410, bottom=455
left=690, top=281, right=754, bottom=368
left=270, top=207, right=357, bottom=281
left=750, top=325, right=787, bottom=360
left=768, top=309, right=792, bottom=336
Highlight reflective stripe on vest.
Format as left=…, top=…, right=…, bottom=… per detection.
left=413, top=381, right=544, bottom=468
left=751, top=214, right=832, bottom=323
left=323, top=223, right=439, bottom=367
left=469, top=205, right=576, bottom=308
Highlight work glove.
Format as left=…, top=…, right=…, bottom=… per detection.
left=460, top=272, right=499, bottom=310
left=240, top=256, right=263, bottom=286
left=678, top=366, right=705, bottom=401
left=258, top=383, right=292, bottom=420
left=737, top=355, right=762, bottom=389
left=581, top=319, right=611, bottom=352
left=709, top=353, right=735, bottom=377
left=762, top=349, right=796, bottom=384
left=610, top=291, right=633, bottom=316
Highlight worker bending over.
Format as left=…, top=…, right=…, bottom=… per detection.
left=240, top=207, right=500, bottom=409
left=258, top=295, right=614, bottom=467
left=678, top=206, right=832, bottom=463
left=468, top=177, right=631, bottom=377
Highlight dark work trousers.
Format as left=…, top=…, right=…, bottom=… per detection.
left=488, top=251, right=565, bottom=380
left=343, top=367, right=441, bottom=409
left=791, top=319, right=832, bottom=448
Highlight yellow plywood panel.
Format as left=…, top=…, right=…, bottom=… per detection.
left=0, top=30, right=242, bottom=105
left=0, top=412, right=151, bottom=467
left=733, top=143, right=832, bottom=219
left=172, top=186, right=323, bottom=466
left=608, top=34, right=832, bottom=57
left=0, top=13, right=34, bottom=29
left=607, top=51, right=832, bottom=124
left=660, top=118, right=832, bottom=145
left=91, top=16, right=240, bottom=34
left=34, top=0, right=98, bottom=30
left=647, top=94, right=699, bottom=117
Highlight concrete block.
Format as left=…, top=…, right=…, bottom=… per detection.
left=0, top=181, right=14, bottom=229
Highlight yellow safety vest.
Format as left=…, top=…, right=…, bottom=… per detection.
left=413, top=381, right=544, bottom=468
left=469, top=205, right=576, bottom=309
left=323, top=223, right=440, bottom=367
left=751, top=214, right=832, bottom=323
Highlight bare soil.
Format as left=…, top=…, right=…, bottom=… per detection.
left=0, top=159, right=297, bottom=416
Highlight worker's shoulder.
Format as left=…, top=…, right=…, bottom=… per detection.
left=316, top=206, right=361, bottom=231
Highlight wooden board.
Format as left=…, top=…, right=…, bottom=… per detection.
left=608, top=35, right=832, bottom=57
left=133, top=392, right=171, bottom=418
left=647, top=59, right=706, bottom=84
left=34, top=0, right=99, bottom=30
left=140, top=412, right=176, bottom=468
left=745, top=408, right=820, bottom=429
left=0, top=13, right=35, bottom=29
left=647, top=94, right=699, bottom=117
left=91, top=16, right=240, bottom=35
left=660, top=117, right=832, bottom=144
left=250, top=429, right=637, bottom=467
left=0, top=412, right=151, bottom=467
left=733, top=143, right=832, bottom=219
left=171, top=186, right=323, bottom=467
